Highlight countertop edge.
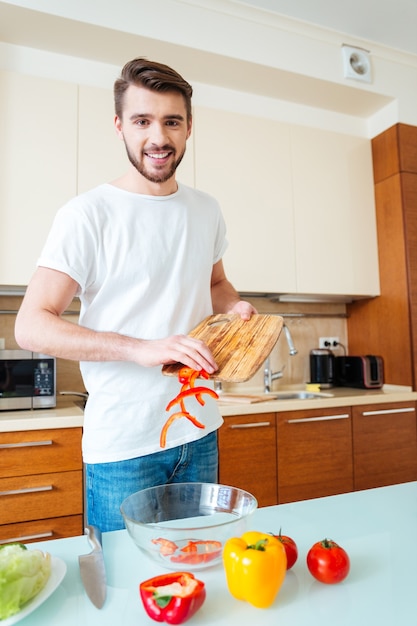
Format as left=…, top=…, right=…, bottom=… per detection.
left=0, top=405, right=84, bottom=432
left=218, top=385, right=417, bottom=416
left=1, top=385, right=416, bottom=429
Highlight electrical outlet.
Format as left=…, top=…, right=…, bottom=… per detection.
left=0, top=338, right=5, bottom=350
left=319, top=336, right=339, bottom=349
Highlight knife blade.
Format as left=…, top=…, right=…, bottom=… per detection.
left=79, top=525, right=107, bottom=608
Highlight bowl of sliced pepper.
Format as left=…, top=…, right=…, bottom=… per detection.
left=120, top=482, right=257, bottom=571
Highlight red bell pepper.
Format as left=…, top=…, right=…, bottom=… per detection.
left=139, top=572, right=206, bottom=624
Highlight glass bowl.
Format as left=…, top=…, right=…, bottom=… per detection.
left=120, top=482, right=257, bottom=571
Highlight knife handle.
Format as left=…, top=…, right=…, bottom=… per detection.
left=85, top=525, right=102, bottom=551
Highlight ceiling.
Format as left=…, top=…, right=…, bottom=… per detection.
left=235, top=0, right=417, bottom=57
left=0, top=1, right=409, bottom=120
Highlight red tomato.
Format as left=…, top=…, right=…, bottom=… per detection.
left=273, top=531, right=298, bottom=569
left=306, top=538, right=350, bottom=584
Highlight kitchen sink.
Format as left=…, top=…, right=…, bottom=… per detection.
left=268, top=391, right=334, bottom=400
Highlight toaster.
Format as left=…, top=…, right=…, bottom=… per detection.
left=335, top=355, right=384, bottom=389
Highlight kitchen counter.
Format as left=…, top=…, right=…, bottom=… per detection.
left=0, top=404, right=84, bottom=432
left=1, top=385, right=416, bottom=430
left=218, top=384, right=417, bottom=416
left=12, top=481, right=417, bottom=625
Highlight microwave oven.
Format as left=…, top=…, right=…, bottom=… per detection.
left=0, top=350, right=56, bottom=411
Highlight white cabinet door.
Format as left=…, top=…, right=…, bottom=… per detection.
left=0, top=71, right=77, bottom=285
left=290, top=126, right=380, bottom=297
left=77, top=85, right=127, bottom=193
left=194, top=106, right=296, bottom=293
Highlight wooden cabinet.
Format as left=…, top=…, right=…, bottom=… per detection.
left=352, top=402, right=417, bottom=490
left=276, top=406, right=353, bottom=503
left=218, top=413, right=278, bottom=507
left=194, top=106, right=379, bottom=297
left=218, top=399, right=417, bottom=507
left=0, top=427, right=83, bottom=544
left=0, top=70, right=78, bottom=286
left=347, top=123, right=417, bottom=387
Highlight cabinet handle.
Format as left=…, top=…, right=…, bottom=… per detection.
left=0, top=531, right=54, bottom=545
left=361, top=407, right=415, bottom=416
left=230, top=421, right=272, bottom=429
left=287, top=413, right=350, bottom=424
left=0, top=485, right=53, bottom=496
left=0, top=440, right=53, bottom=449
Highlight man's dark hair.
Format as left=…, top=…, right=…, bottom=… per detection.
left=114, top=57, right=193, bottom=122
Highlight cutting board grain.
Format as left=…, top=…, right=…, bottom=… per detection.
left=162, top=314, right=283, bottom=382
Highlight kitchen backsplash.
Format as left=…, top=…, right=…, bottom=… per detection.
left=0, top=295, right=348, bottom=397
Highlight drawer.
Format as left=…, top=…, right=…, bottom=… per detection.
left=0, top=515, right=84, bottom=544
left=0, top=428, right=82, bottom=477
left=218, top=413, right=277, bottom=507
left=0, top=470, right=83, bottom=525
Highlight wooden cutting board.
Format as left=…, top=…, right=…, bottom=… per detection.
left=162, top=314, right=284, bottom=382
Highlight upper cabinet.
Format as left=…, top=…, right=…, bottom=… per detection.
left=0, top=74, right=379, bottom=298
left=193, top=106, right=380, bottom=299
left=194, top=106, right=296, bottom=294
left=291, top=126, right=380, bottom=297
left=0, top=71, right=78, bottom=286
left=77, top=85, right=127, bottom=194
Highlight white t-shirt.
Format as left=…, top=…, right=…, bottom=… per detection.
left=38, top=183, right=227, bottom=463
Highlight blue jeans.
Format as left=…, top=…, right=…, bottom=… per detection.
left=85, top=431, right=218, bottom=532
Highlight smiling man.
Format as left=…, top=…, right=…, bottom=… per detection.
left=15, top=58, right=256, bottom=532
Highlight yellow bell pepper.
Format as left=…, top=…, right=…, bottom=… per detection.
left=222, top=531, right=287, bottom=609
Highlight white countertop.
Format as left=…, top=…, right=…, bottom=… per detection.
left=1, top=385, right=416, bottom=430
left=12, top=481, right=417, bottom=625
left=218, top=384, right=417, bottom=416
left=0, top=404, right=84, bottom=432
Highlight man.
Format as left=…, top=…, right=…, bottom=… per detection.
left=15, top=57, right=256, bottom=531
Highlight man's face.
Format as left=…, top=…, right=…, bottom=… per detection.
left=115, top=85, right=191, bottom=187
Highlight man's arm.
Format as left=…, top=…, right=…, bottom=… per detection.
left=210, top=260, right=257, bottom=319
left=15, top=267, right=218, bottom=373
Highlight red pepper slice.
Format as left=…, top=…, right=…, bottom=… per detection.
left=160, top=411, right=205, bottom=449
left=178, top=367, right=210, bottom=385
left=165, top=387, right=219, bottom=412
left=139, top=572, right=206, bottom=624
left=170, top=540, right=222, bottom=565
left=160, top=368, right=217, bottom=448
left=151, top=538, right=179, bottom=556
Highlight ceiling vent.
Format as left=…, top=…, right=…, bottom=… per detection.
left=341, top=44, right=372, bottom=83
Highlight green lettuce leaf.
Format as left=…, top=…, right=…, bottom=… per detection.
left=0, top=543, right=51, bottom=619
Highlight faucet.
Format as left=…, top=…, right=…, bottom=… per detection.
left=264, top=324, right=298, bottom=393
left=214, top=380, right=223, bottom=394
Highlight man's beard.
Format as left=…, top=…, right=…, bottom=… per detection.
left=124, top=144, right=186, bottom=184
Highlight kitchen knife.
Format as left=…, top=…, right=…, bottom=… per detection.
left=79, top=525, right=107, bottom=608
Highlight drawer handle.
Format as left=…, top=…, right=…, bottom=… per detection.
left=230, top=421, right=272, bottom=429
left=0, top=531, right=54, bottom=544
left=362, top=407, right=415, bottom=416
left=0, top=440, right=53, bottom=449
left=0, top=485, right=53, bottom=496
left=287, top=414, right=350, bottom=424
